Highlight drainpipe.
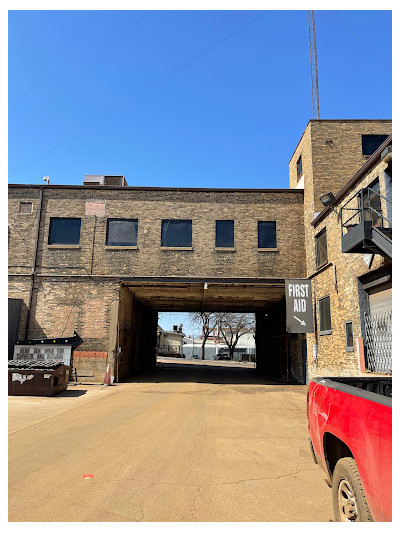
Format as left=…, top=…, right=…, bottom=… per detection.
left=90, top=215, right=97, bottom=275
left=25, top=186, right=44, bottom=339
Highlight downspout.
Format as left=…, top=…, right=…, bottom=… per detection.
left=90, top=215, right=97, bottom=274
left=25, top=186, right=44, bottom=339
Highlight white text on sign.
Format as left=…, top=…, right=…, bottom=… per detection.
left=288, top=283, right=309, bottom=313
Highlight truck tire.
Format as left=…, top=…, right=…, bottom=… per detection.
left=332, top=457, right=373, bottom=522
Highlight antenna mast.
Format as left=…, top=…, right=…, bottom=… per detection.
left=308, top=10, right=320, bottom=119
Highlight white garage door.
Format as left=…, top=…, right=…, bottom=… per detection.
left=369, top=286, right=392, bottom=315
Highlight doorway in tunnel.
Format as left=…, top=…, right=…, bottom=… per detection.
left=113, top=279, right=306, bottom=384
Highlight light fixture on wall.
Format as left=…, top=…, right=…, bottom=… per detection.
left=320, top=191, right=338, bottom=214
left=204, top=282, right=208, bottom=290
left=320, top=191, right=336, bottom=207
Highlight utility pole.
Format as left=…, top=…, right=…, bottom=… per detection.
left=308, top=10, right=320, bottom=119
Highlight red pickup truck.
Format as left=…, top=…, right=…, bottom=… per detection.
left=307, top=376, right=392, bottom=522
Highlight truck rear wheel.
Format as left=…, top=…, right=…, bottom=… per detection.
left=332, top=457, right=373, bottom=522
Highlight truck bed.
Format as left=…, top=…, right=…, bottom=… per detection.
left=312, top=376, right=391, bottom=406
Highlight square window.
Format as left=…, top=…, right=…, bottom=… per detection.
left=318, top=296, right=332, bottom=334
left=216, top=220, right=234, bottom=248
left=296, top=155, right=303, bottom=178
left=345, top=321, right=354, bottom=350
left=48, top=218, right=81, bottom=245
left=161, top=220, right=192, bottom=247
left=258, top=221, right=277, bottom=249
left=315, top=228, right=328, bottom=268
left=106, top=219, right=138, bottom=246
left=19, top=202, right=32, bottom=214
left=361, top=135, right=388, bottom=156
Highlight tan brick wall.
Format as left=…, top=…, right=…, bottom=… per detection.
left=9, top=186, right=306, bottom=381
left=82, top=299, right=107, bottom=339
left=8, top=188, right=41, bottom=275
left=289, top=120, right=391, bottom=277
left=306, top=156, right=391, bottom=378
left=9, top=187, right=306, bottom=280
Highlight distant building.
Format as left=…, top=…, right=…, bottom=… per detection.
left=156, top=324, right=185, bottom=357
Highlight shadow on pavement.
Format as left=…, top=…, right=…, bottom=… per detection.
left=56, top=389, right=88, bottom=398
left=126, top=360, right=303, bottom=387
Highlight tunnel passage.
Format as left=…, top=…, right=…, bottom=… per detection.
left=113, top=279, right=306, bottom=384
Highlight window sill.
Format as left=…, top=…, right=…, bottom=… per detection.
left=215, top=247, right=236, bottom=252
left=319, top=330, right=332, bottom=336
left=161, top=247, right=193, bottom=251
left=346, top=347, right=354, bottom=352
left=316, top=261, right=328, bottom=271
left=105, top=245, right=138, bottom=250
left=257, top=248, right=278, bottom=252
left=47, top=244, right=81, bottom=249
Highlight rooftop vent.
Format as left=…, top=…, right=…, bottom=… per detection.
left=83, top=175, right=128, bottom=186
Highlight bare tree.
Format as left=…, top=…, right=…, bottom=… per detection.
left=215, top=313, right=255, bottom=360
left=191, top=312, right=218, bottom=360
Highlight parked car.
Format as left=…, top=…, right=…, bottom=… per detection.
left=217, top=354, right=231, bottom=360
left=307, top=376, right=392, bottom=522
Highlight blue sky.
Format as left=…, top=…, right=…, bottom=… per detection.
left=9, top=10, right=392, bottom=189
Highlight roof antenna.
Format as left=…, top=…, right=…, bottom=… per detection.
left=308, top=10, right=320, bottom=119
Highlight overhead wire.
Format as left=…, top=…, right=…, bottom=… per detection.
left=335, top=11, right=391, bottom=73
left=9, top=11, right=95, bottom=114
left=9, top=10, right=270, bottom=179
left=9, top=10, right=150, bottom=145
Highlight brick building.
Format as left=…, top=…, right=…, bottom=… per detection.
left=8, top=119, right=392, bottom=382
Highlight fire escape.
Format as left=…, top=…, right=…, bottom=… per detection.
left=340, top=187, right=392, bottom=259
left=341, top=184, right=392, bottom=373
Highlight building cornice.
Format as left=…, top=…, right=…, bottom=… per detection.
left=8, top=184, right=304, bottom=194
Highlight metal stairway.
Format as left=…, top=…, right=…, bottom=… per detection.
left=340, top=187, right=392, bottom=259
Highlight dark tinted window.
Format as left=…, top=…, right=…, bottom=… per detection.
left=161, top=220, right=192, bottom=247
left=362, top=135, right=388, bottom=156
left=48, top=218, right=81, bottom=245
left=258, top=221, right=277, bottom=249
left=316, top=229, right=328, bottom=268
left=345, top=321, right=354, bottom=349
left=216, top=220, right=234, bottom=248
left=106, top=219, right=138, bottom=246
left=319, top=296, right=331, bottom=333
left=296, top=155, right=303, bottom=178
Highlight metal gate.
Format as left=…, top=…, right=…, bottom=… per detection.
left=364, top=310, right=392, bottom=373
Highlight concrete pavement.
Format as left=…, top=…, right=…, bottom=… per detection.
left=9, top=358, right=333, bottom=522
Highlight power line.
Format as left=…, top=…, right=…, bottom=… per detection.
left=9, top=11, right=95, bottom=115
left=9, top=11, right=269, bottom=178
left=335, top=11, right=391, bottom=73
left=9, top=10, right=150, bottom=145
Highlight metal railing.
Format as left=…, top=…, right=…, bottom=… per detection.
left=340, top=187, right=392, bottom=237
